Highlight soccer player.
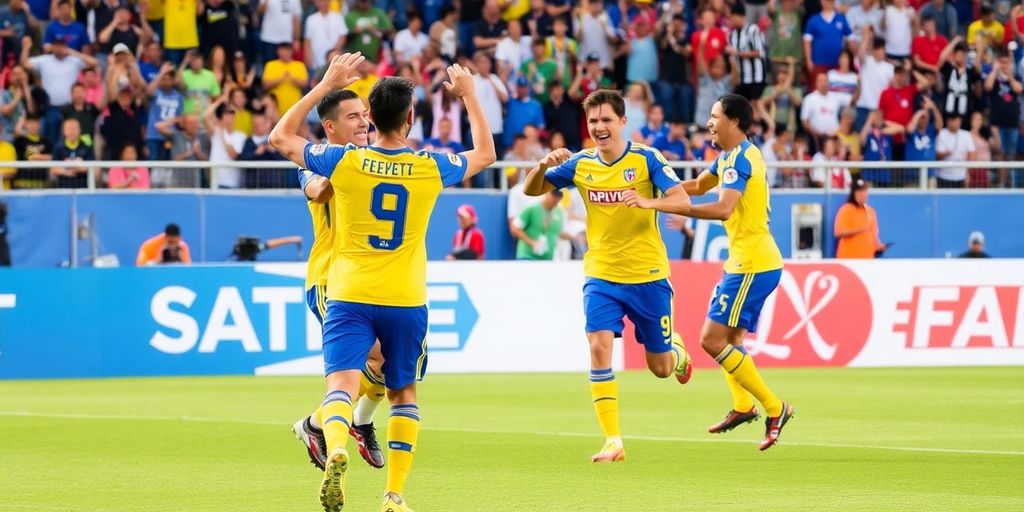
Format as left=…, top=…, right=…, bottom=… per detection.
left=270, top=54, right=496, bottom=512
left=676, top=93, right=795, bottom=450
left=288, top=88, right=388, bottom=471
left=521, top=89, right=695, bottom=463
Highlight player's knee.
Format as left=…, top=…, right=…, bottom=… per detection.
left=386, top=385, right=416, bottom=405
left=700, top=334, right=725, bottom=356
left=649, top=363, right=673, bottom=379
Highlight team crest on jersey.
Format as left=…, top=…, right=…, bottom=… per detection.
left=623, top=168, right=636, bottom=183
left=310, top=144, right=329, bottom=156
left=723, top=168, right=739, bottom=185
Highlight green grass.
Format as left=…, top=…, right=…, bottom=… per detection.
left=1, top=367, right=1023, bottom=511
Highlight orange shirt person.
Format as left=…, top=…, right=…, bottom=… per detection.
left=137, top=224, right=192, bottom=266
left=834, top=179, right=884, bottom=259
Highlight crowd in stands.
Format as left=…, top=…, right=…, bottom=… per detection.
left=0, top=0, right=1022, bottom=191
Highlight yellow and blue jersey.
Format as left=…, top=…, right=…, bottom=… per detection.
left=298, top=169, right=333, bottom=291
left=544, top=142, right=680, bottom=284
left=707, top=140, right=783, bottom=274
left=303, top=142, right=467, bottom=307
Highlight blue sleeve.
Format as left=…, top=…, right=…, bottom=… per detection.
left=644, top=148, right=680, bottom=194
left=426, top=150, right=469, bottom=188
left=707, top=158, right=720, bottom=176
left=303, top=142, right=348, bottom=178
left=840, top=15, right=852, bottom=36
left=720, top=152, right=752, bottom=193
left=297, top=169, right=317, bottom=192
left=544, top=156, right=579, bottom=189
left=802, top=17, right=814, bottom=37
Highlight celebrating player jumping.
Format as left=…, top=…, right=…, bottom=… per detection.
left=522, top=89, right=694, bottom=463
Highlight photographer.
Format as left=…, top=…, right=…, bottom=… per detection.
left=136, top=223, right=192, bottom=266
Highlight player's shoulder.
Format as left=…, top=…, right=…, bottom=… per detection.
left=309, top=142, right=356, bottom=157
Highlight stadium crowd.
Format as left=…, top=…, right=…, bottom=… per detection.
left=0, top=0, right=1022, bottom=190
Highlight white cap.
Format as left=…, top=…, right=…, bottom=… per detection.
left=969, top=231, right=985, bottom=245
left=112, top=43, right=131, bottom=55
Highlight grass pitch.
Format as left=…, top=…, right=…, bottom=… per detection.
left=1, top=367, right=1023, bottom=512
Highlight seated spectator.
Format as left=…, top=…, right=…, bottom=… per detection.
left=984, top=49, right=1023, bottom=186
left=652, top=120, right=688, bottom=160
left=968, top=111, right=995, bottom=188
left=423, top=117, right=465, bottom=154
left=958, top=231, right=991, bottom=258
left=50, top=117, right=93, bottom=188
left=759, top=63, right=802, bottom=133
left=239, top=112, right=287, bottom=188
left=968, top=3, right=1005, bottom=49
left=262, top=43, right=308, bottom=115
left=637, top=104, right=667, bottom=145
left=145, top=64, right=184, bottom=160
left=836, top=107, right=863, bottom=165
left=834, top=179, right=884, bottom=259
left=811, top=136, right=852, bottom=188
left=448, top=204, right=485, bottom=260
left=919, top=0, right=959, bottom=39
left=912, top=15, right=949, bottom=74
left=204, top=96, right=246, bottom=189
left=935, top=114, right=976, bottom=188
left=107, top=144, right=151, bottom=189
left=1, top=66, right=32, bottom=142
left=543, top=81, right=580, bottom=150
left=43, top=1, right=87, bottom=51
left=180, top=50, right=220, bottom=115
left=859, top=110, right=901, bottom=187
left=511, top=189, right=565, bottom=261
left=81, top=67, right=107, bottom=109
left=504, top=77, right=544, bottom=148
left=137, top=223, right=192, bottom=266
left=800, top=73, right=843, bottom=148
left=154, top=114, right=208, bottom=188
left=99, top=85, right=145, bottom=160
left=393, top=13, right=430, bottom=64
left=13, top=114, right=53, bottom=188
left=61, top=82, right=99, bottom=142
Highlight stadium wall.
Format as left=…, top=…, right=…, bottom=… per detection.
left=1, top=261, right=1022, bottom=380
left=2, top=190, right=1023, bottom=267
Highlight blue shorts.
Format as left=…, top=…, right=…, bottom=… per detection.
left=322, top=300, right=428, bottom=390
left=583, top=277, right=675, bottom=354
left=306, top=284, right=329, bottom=325
left=707, top=270, right=782, bottom=332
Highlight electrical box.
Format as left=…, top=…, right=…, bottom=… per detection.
left=791, top=203, right=823, bottom=260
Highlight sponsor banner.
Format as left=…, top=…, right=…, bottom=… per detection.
left=623, top=261, right=1024, bottom=369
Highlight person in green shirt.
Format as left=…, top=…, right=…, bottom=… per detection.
left=345, top=0, right=393, bottom=61
left=768, top=0, right=803, bottom=81
left=511, top=189, right=565, bottom=260
left=179, top=50, right=220, bottom=115
left=520, top=38, right=558, bottom=103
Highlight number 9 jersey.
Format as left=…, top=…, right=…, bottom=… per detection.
left=303, top=142, right=468, bottom=307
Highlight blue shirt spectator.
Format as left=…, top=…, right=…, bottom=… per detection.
left=626, top=22, right=659, bottom=84
left=862, top=129, right=893, bottom=186
left=146, top=88, right=184, bottom=142
left=44, top=18, right=88, bottom=51
left=653, top=134, right=688, bottom=160
left=504, top=78, right=545, bottom=147
left=423, top=137, right=465, bottom=154
left=803, top=4, right=851, bottom=69
left=25, top=0, right=48, bottom=21
left=0, top=1, right=33, bottom=41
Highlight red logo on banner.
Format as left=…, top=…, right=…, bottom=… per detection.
left=893, top=286, right=1024, bottom=349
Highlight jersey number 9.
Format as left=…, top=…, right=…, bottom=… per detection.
left=369, top=183, right=410, bottom=251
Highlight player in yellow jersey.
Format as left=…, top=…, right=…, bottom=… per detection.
left=677, top=94, right=795, bottom=450
left=270, top=53, right=496, bottom=512
left=522, top=90, right=695, bottom=463
left=290, top=88, right=388, bottom=471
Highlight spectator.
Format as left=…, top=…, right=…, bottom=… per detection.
left=542, top=81, right=580, bottom=150
left=883, top=0, right=916, bottom=61
left=303, top=0, right=347, bottom=72
left=97, top=5, right=152, bottom=56
left=968, top=111, right=994, bottom=188
left=144, top=0, right=166, bottom=44
left=546, top=16, right=578, bottom=88
left=784, top=133, right=813, bottom=187
left=138, top=41, right=166, bottom=83
left=145, top=64, right=184, bottom=160
left=919, top=0, right=958, bottom=39
left=511, top=189, right=565, bottom=261
left=653, top=119, right=688, bottom=160
left=836, top=107, right=863, bottom=163
left=575, top=0, right=615, bottom=70
left=155, top=114, right=207, bottom=188
left=423, top=117, right=465, bottom=154
left=0, top=0, right=40, bottom=63
left=1, top=66, right=33, bottom=142
left=935, top=114, right=976, bottom=188
left=0, top=129, right=16, bottom=189
left=568, top=53, right=611, bottom=102
left=49, top=117, right=92, bottom=188
left=496, top=19, right=531, bottom=84
left=937, top=39, right=979, bottom=125
left=345, top=58, right=380, bottom=99
left=199, top=0, right=240, bottom=59
left=859, top=109, right=900, bottom=186
left=458, top=0, right=485, bottom=53
left=695, top=39, right=736, bottom=126
left=523, top=0, right=554, bottom=40
left=520, top=39, right=556, bottom=104
left=827, top=49, right=859, bottom=108
left=692, top=7, right=728, bottom=75
left=429, top=5, right=458, bottom=61
left=657, top=13, right=693, bottom=124
left=504, top=77, right=544, bottom=148
left=637, top=104, right=667, bottom=144
left=810, top=135, right=853, bottom=188
left=228, top=51, right=258, bottom=95
left=105, top=44, right=148, bottom=102
left=13, top=114, right=52, bottom=188
left=834, top=179, right=884, bottom=259
left=81, top=66, right=106, bottom=109
left=137, top=223, right=192, bottom=265
left=239, top=112, right=286, bottom=187
left=204, top=96, right=246, bottom=189
left=43, top=0, right=87, bottom=51
left=801, top=73, right=843, bottom=147
left=854, top=33, right=894, bottom=128
left=393, top=12, right=430, bottom=64
left=259, top=0, right=302, bottom=65
left=179, top=50, right=220, bottom=115
left=20, top=36, right=97, bottom=144
left=968, top=3, right=1004, bottom=49
left=913, top=15, right=949, bottom=74
left=474, top=0, right=507, bottom=57
left=904, top=97, right=943, bottom=174
left=958, top=231, right=991, bottom=258
left=845, top=0, right=883, bottom=50
left=623, top=81, right=652, bottom=144
left=665, top=215, right=696, bottom=258
left=473, top=50, right=508, bottom=180
left=61, top=83, right=100, bottom=141
left=727, top=3, right=768, bottom=101
left=803, top=0, right=852, bottom=81
left=626, top=15, right=657, bottom=85
left=164, top=0, right=200, bottom=65
left=878, top=65, right=920, bottom=160
left=99, top=85, right=145, bottom=160
left=767, top=0, right=804, bottom=75
left=107, top=144, right=150, bottom=189
left=501, top=133, right=534, bottom=186
left=448, top=204, right=486, bottom=260
left=759, top=63, right=802, bottom=133
left=985, top=49, right=1022, bottom=186
left=262, top=43, right=308, bottom=114
left=430, top=86, right=463, bottom=145
left=690, top=127, right=719, bottom=162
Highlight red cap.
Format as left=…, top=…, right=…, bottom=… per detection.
left=456, top=204, right=477, bottom=223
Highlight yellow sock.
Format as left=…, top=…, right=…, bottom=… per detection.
left=320, top=389, right=354, bottom=453
left=358, top=365, right=387, bottom=402
left=721, top=367, right=756, bottom=412
left=715, top=345, right=782, bottom=416
left=386, top=404, right=421, bottom=495
left=589, top=368, right=621, bottom=439
left=311, top=406, right=324, bottom=429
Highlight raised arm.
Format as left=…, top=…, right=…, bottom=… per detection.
left=523, top=148, right=572, bottom=196
left=444, top=63, right=497, bottom=180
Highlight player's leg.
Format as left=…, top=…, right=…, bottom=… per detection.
left=319, top=301, right=377, bottom=511
left=375, top=305, right=429, bottom=511
left=582, top=278, right=626, bottom=463
left=622, top=279, right=693, bottom=383
left=295, top=284, right=330, bottom=470
left=351, top=341, right=387, bottom=469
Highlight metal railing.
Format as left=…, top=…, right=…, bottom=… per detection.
left=2, top=160, right=1023, bottom=192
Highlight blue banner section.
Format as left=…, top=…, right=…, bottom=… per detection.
left=1, top=190, right=1022, bottom=266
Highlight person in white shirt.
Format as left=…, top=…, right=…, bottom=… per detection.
left=855, top=31, right=894, bottom=129
left=801, top=73, right=843, bottom=145
left=575, top=0, right=615, bottom=69
left=203, top=96, right=247, bottom=189
left=303, top=0, right=348, bottom=70
left=811, top=135, right=853, bottom=188
left=882, top=0, right=916, bottom=60
left=495, top=19, right=531, bottom=85
left=258, top=0, right=302, bottom=65
left=844, top=0, right=883, bottom=50
left=472, top=50, right=508, bottom=188
left=935, top=115, right=976, bottom=188
left=392, top=13, right=430, bottom=64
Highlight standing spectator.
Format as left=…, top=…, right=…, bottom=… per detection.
left=262, top=43, right=308, bottom=114
left=652, top=119, right=689, bottom=160
left=13, top=114, right=53, bottom=188
left=303, top=0, right=347, bottom=71
left=568, top=53, right=610, bottom=101
left=155, top=114, right=207, bottom=187
left=163, top=0, right=199, bottom=65
left=20, top=37, right=97, bottom=144
left=522, top=0, right=554, bottom=40
left=811, top=136, right=853, bottom=188
left=203, top=96, right=246, bottom=189
left=695, top=36, right=736, bottom=125
left=473, top=51, right=508, bottom=181
left=377, top=0, right=409, bottom=30
left=99, top=85, right=145, bottom=160
left=767, top=0, right=804, bottom=75
left=546, top=16, right=578, bottom=87
left=239, top=112, right=286, bottom=188
left=107, top=144, right=151, bottom=189
left=845, top=0, right=883, bottom=50
left=393, top=13, right=430, bottom=64
left=542, top=81, right=580, bottom=150
left=657, top=13, right=693, bottom=124
left=859, top=109, right=900, bottom=186
left=828, top=50, right=859, bottom=108
left=912, top=15, right=949, bottom=74
left=97, top=5, right=152, bottom=56
left=430, top=86, right=463, bottom=145
left=81, top=67, right=106, bottom=109
left=622, top=81, right=652, bottom=145
left=0, top=0, right=40, bottom=64
left=138, top=42, right=165, bottom=83
left=511, top=189, right=565, bottom=261
left=883, top=0, right=916, bottom=61
left=258, top=0, right=301, bottom=65
left=227, top=87, right=253, bottom=136
left=106, top=44, right=148, bottom=101
left=958, top=231, right=991, bottom=258
left=727, top=3, right=768, bottom=101
left=967, top=4, right=1005, bottom=49
left=495, top=19, right=530, bottom=84
left=473, top=0, right=507, bottom=57
left=904, top=96, right=943, bottom=177
left=49, top=118, right=93, bottom=188
left=458, top=0, right=484, bottom=53
left=576, top=0, right=615, bottom=70
left=935, top=114, right=976, bottom=188
left=625, top=15, right=658, bottom=85
left=803, top=0, right=852, bottom=81
left=801, top=73, right=843, bottom=147
left=637, top=104, right=667, bottom=145
left=1, top=66, right=33, bottom=142
left=61, top=83, right=100, bottom=141
left=937, top=39, right=979, bottom=125
left=429, top=6, right=458, bottom=61
left=180, top=50, right=220, bottom=115
left=422, top=117, right=464, bottom=154
left=199, top=0, right=241, bottom=59
left=504, top=77, right=544, bottom=148
left=43, top=1, right=87, bottom=51
left=855, top=33, right=894, bottom=128
left=691, top=7, right=728, bottom=75
left=448, top=205, right=486, bottom=260
left=877, top=66, right=919, bottom=161
left=145, top=64, right=183, bottom=161
left=968, top=111, right=994, bottom=188
left=834, top=179, right=884, bottom=259
left=137, top=224, right=192, bottom=265
left=759, top=63, right=802, bottom=133
left=985, top=49, right=1022, bottom=186
left=919, top=0, right=958, bottom=39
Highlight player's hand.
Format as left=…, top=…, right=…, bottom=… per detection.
left=538, top=148, right=572, bottom=170
left=322, top=52, right=364, bottom=89
left=443, top=63, right=476, bottom=99
left=622, top=189, right=652, bottom=209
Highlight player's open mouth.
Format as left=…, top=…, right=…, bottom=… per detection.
left=594, top=134, right=610, bottom=142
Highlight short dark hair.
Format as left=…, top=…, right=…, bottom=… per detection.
left=368, top=77, right=415, bottom=134
left=731, top=2, right=747, bottom=16
left=717, top=93, right=754, bottom=131
left=71, top=81, right=85, bottom=89
left=582, top=89, right=625, bottom=118
left=317, top=89, right=361, bottom=121
left=165, top=223, right=181, bottom=237
left=872, top=36, right=886, bottom=50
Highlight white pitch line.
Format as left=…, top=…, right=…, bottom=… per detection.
left=3, top=411, right=1022, bottom=457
